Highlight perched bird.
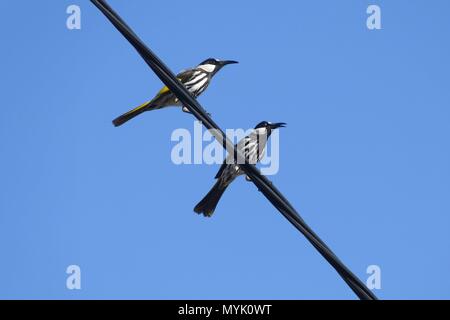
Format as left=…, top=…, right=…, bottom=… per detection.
left=194, top=121, right=286, bottom=217
left=112, top=58, right=238, bottom=126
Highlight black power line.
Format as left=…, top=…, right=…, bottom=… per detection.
left=90, top=0, right=378, bottom=300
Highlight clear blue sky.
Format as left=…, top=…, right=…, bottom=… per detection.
left=1, top=0, right=449, bottom=299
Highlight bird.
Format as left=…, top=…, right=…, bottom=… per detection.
left=112, top=58, right=238, bottom=127
left=194, top=121, right=286, bottom=217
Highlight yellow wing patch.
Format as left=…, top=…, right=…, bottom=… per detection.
left=121, top=80, right=181, bottom=118
left=154, top=78, right=181, bottom=99
left=157, top=85, right=171, bottom=96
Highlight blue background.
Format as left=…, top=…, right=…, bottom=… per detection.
left=1, top=0, right=449, bottom=299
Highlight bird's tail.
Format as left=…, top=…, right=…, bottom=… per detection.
left=194, top=180, right=228, bottom=217
left=112, top=100, right=154, bottom=127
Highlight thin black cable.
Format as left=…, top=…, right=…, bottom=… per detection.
left=90, top=0, right=378, bottom=300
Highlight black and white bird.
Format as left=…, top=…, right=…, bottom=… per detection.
left=194, top=121, right=286, bottom=217
left=112, top=58, right=238, bottom=127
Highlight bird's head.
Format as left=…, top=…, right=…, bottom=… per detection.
left=197, top=58, right=238, bottom=74
left=254, top=121, right=286, bottom=136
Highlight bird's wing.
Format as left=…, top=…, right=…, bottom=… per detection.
left=155, top=85, right=171, bottom=97
left=151, top=69, right=198, bottom=100
left=176, top=68, right=200, bottom=83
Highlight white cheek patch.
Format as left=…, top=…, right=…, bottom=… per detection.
left=197, top=64, right=216, bottom=73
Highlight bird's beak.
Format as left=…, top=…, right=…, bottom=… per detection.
left=270, top=122, right=287, bottom=129
left=219, top=60, right=239, bottom=66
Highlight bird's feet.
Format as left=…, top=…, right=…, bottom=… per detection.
left=182, top=106, right=191, bottom=113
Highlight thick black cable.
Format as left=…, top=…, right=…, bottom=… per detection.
left=90, top=0, right=378, bottom=300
